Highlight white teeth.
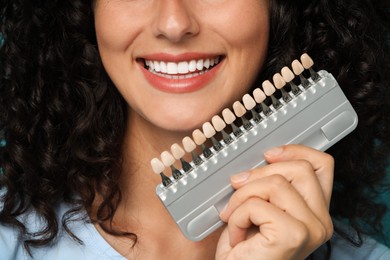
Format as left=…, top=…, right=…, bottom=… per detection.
left=204, top=59, right=210, bottom=69
left=196, top=60, right=204, bottom=71
left=145, top=57, right=220, bottom=75
left=154, top=61, right=160, bottom=72
left=178, top=61, right=189, bottom=74
left=189, top=60, right=197, bottom=72
left=160, top=61, right=167, bottom=73
left=167, top=62, right=178, bottom=74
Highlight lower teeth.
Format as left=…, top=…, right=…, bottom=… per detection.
left=149, top=69, right=210, bottom=79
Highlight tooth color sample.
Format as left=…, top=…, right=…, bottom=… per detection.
left=281, top=66, right=295, bottom=82
left=253, top=88, right=266, bottom=103
left=192, top=129, right=207, bottom=145
left=171, top=143, right=185, bottom=159
left=301, top=53, right=314, bottom=69
left=292, top=60, right=304, bottom=75
left=273, top=73, right=286, bottom=89
left=242, top=94, right=256, bottom=110
left=222, top=108, right=236, bottom=124
left=211, top=115, right=226, bottom=132
left=233, top=101, right=246, bottom=117
left=182, top=136, right=197, bottom=152
left=202, top=122, right=216, bottom=138
left=151, top=158, right=165, bottom=174
left=161, top=151, right=175, bottom=167
left=262, top=80, right=276, bottom=96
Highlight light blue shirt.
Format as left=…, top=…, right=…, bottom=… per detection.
left=1, top=201, right=390, bottom=259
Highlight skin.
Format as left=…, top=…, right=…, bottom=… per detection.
left=93, top=0, right=334, bottom=259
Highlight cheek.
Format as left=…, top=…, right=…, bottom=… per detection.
left=94, top=4, right=145, bottom=55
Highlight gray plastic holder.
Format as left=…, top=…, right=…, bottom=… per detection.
left=156, top=70, right=358, bottom=241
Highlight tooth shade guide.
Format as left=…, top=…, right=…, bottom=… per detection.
left=170, top=143, right=193, bottom=172
left=202, top=122, right=216, bottom=138
left=300, top=53, right=321, bottom=82
left=242, top=94, right=262, bottom=123
left=281, top=66, right=295, bottom=83
left=211, top=115, right=226, bottom=132
left=171, top=143, right=185, bottom=159
left=222, top=108, right=236, bottom=124
left=262, top=80, right=282, bottom=110
left=252, top=88, right=272, bottom=116
left=232, top=101, right=247, bottom=117
left=242, top=94, right=256, bottom=110
left=291, top=59, right=311, bottom=89
left=300, top=53, right=314, bottom=69
left=151, top=158, right=172, bottom=187
left=211, top=115, right=233, bottom=144
left=161, top=151, right=176, bottom=170
left=192, top=129, right=207, bottom=145
left=182, top=136, right=196, bottom=152
left=222, top=108, right=243, bottom=137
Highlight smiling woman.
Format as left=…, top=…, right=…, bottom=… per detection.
left=94, top=0, right=270, bottom=131
left=0, top=0, right=390, bottom=259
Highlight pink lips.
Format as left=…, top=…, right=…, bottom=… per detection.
left=139, top=53, right=222, bottom=94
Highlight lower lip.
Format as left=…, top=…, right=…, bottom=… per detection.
left=140, top=61, right=222, bottom=94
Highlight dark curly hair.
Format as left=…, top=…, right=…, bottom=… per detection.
left=0, top=0, right=389, bottom=256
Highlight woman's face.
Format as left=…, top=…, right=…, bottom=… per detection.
left=94, top=0, right=270, bottom=132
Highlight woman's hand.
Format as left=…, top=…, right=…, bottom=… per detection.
left=215, top=144, right=334, bottom=260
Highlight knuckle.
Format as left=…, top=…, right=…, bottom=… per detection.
left=288, top=222, right=310, bottom=248
left=323, top=153, right=335, bottom=168
left=312, top=218, right=334, bottom=245
left=268, top=174, right=289, bottom=188
left=295, top=159, right=314, bottom=173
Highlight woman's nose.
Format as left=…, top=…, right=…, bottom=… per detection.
left=152, top=0, right=199, bottom=42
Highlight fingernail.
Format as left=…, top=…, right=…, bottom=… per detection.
left=231, top=172, right=250, bottom=183
left=220, top=203, right=228, bottom=217
left=264, top=146, right=284, bottom=157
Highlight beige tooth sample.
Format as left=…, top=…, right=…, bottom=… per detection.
left=262, top=80, right=282, bottom=109
left=202, top=122, right=216, bottom=138
left=281, top=66, right=295, bottom=83
left=202, top=122, right=223, bottom=151
left=182, top=136, right=197, bottom=152
left=292, top=59, right=304, bottom=75
left=292, top=59, right=311, bottom=89
left=253, top=88, right=272, bottom=116
left=242, top=94, right=256, bottom=110
left=161, top=151, right=175, bottom=167
left=211, top=115, right=226, bottom=132
left=232, top=101, right=246, bottom=117
left=300, top=53, right=314, bottom=69
left=212, top=115, right=233, bottom=144
left=281, top=66, right=301, bottom=95
left=300, top=53, right=320, bottom=82
left=171, top=143, right=185, bottom=160
left=273, top=73, right=291, bottom=102
left=262, top=80, right=276, bottom=96
left=222, top=108, right=243, bottom=137
left=171, top=143, right=193, bottom=172
left=182, top=136, right=203, bottom=165
left=151, top=158, right=166, bottom=174
left=151, top=158, right=172, bottom=187
left=253, top=88, right=266, bottom=103
left=272, top=73, right=286, bottom=89
left=233, top=101, right=252, bottom=130
left=243, top=94, right=262, bottom=123
left=222, top=108, right=236, bottom=124
left=192, top=129, right=207, bottom=145
left=193, top=129, right=213, bottom=158
left=161, top=151, right=182, bottom=180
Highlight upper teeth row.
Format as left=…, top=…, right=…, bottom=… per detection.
left=145, top=57, right=220, bottom=75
